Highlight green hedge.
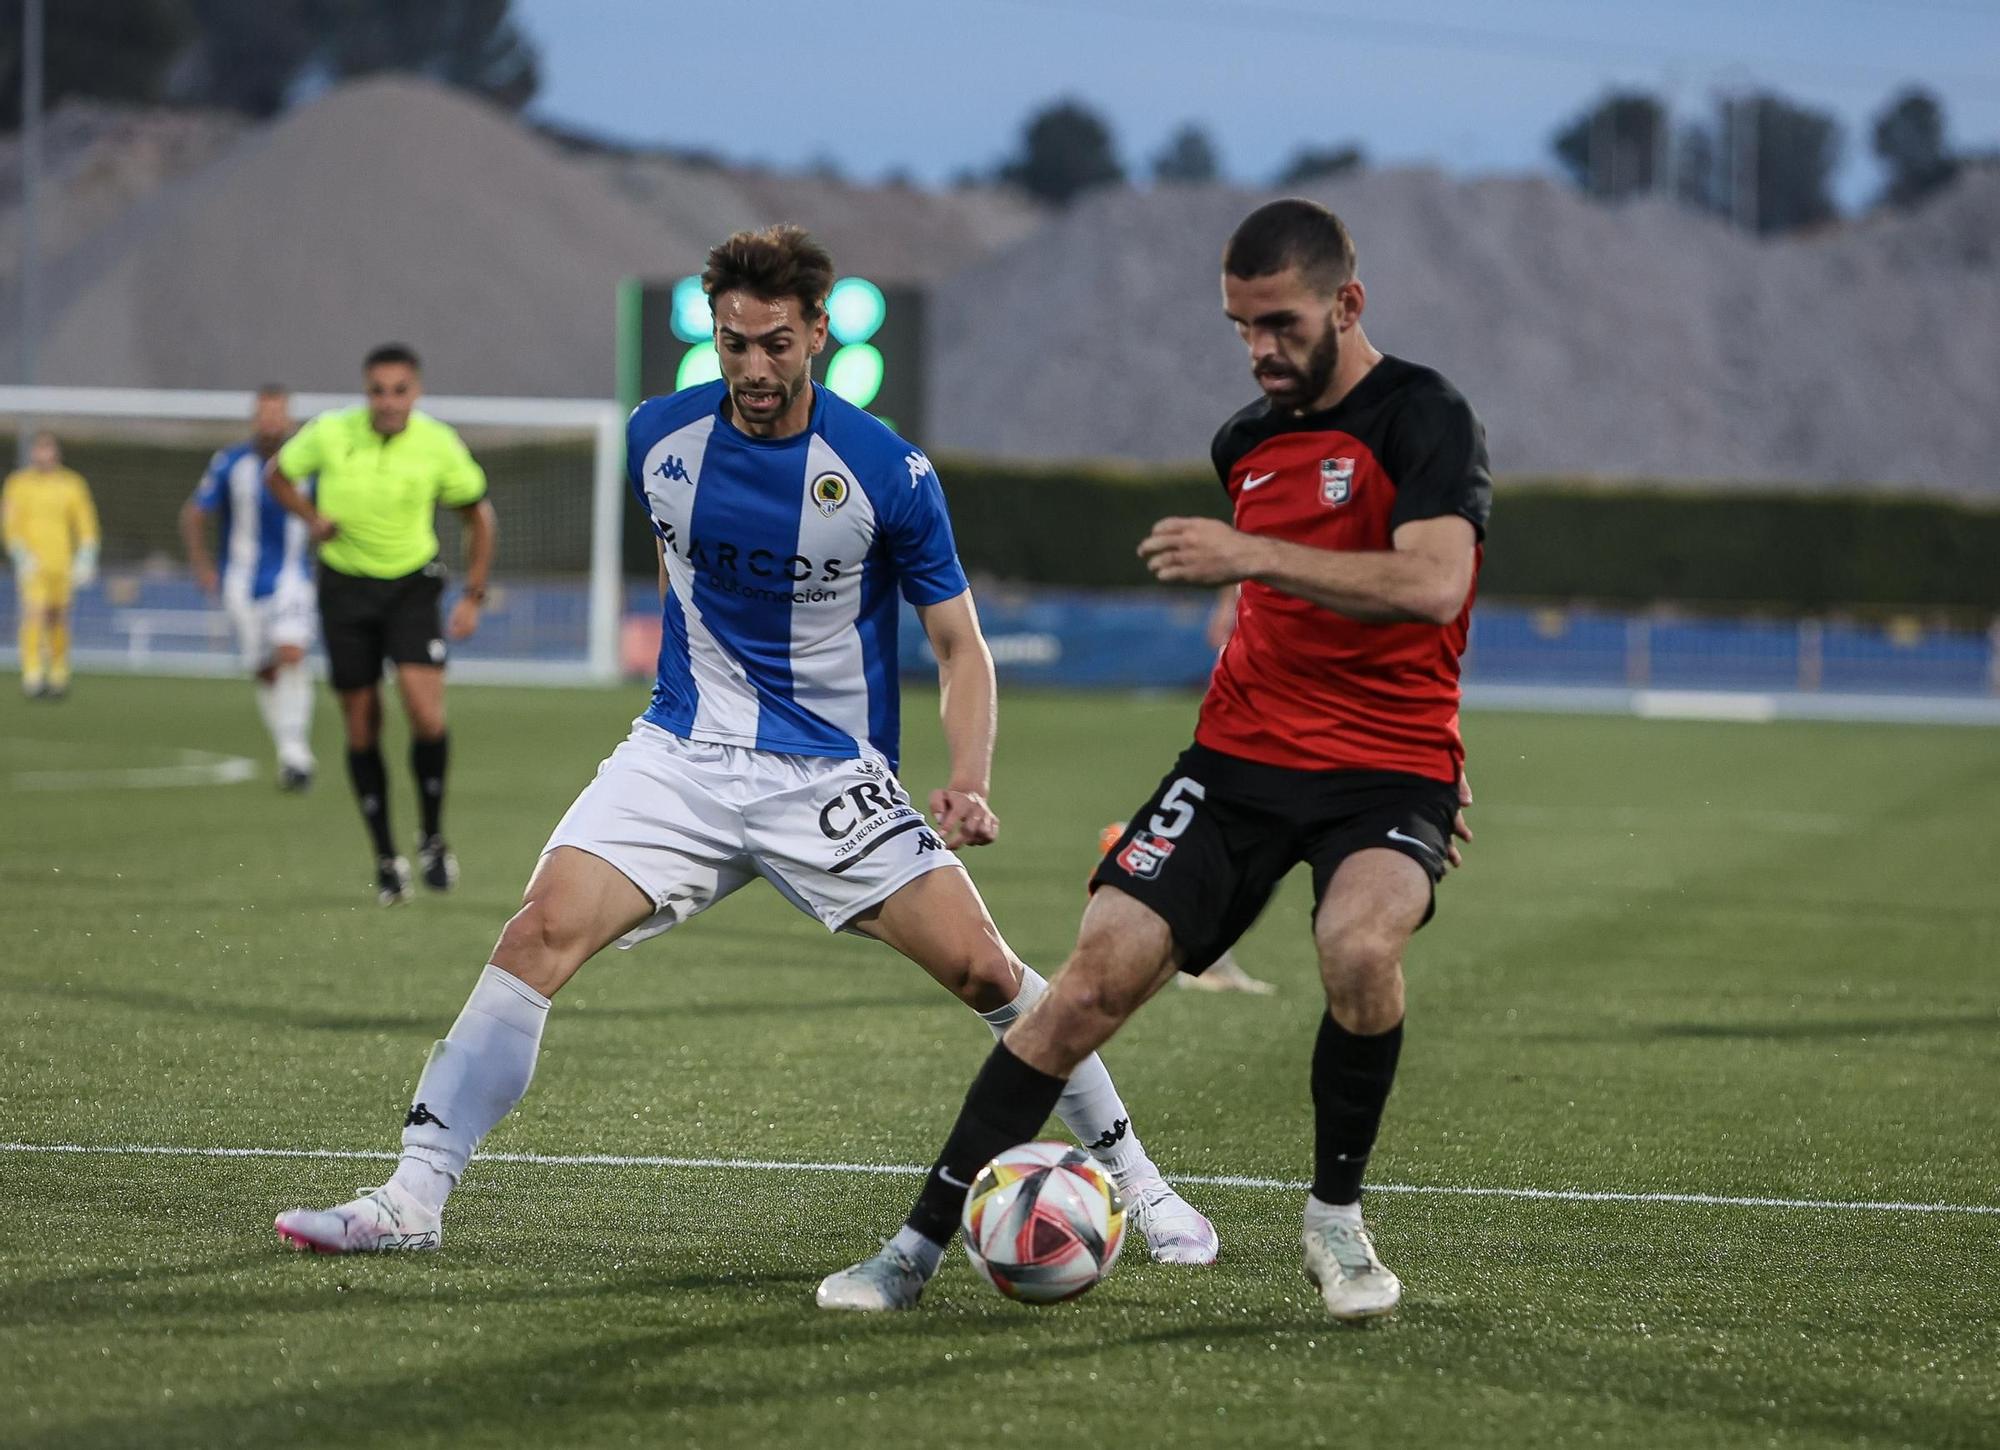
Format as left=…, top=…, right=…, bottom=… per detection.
left=21, top=428, right=1999, bottom=612
left=935, top=458, right=2000, bottom=614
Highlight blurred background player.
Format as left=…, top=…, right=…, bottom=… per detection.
left=265, top=344, right=496, bottom=904
left=2, top=431, right=100, bottom=700
left=180, top=386, right=318, bottom=789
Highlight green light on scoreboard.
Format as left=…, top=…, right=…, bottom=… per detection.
left=826, top=277, right=887, bottom=346
left=824, top=343, right=885, bottom=408
left=676, top=341, right=722, bottom=389
left=671, top=277, right=713, bottom=343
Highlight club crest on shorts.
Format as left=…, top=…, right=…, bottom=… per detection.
left=1116, top=832, right=1175, bottom=880
left=812, top=472, right=850, bottom=516
left=1320, top=457, right=1356, bottom=506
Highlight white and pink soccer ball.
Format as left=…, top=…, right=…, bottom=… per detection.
left=960, top=1140, right=1126, bottom=1304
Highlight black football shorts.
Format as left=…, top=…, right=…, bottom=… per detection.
left=1089, top=742, right=1459, bottom=975
left=316, top=560, right=448, bottom=692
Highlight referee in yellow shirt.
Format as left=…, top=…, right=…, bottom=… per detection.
left=2, top=431, right=100, bottom=699
left=267, top=344, right=497, bottom=905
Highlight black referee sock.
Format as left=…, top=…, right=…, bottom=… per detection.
left=905, top=1043, right=1068, bottom=1247
left=412, top=733, right=449, bottom=840
left=1312, top=1013, right=1405, bottom=1205
left=345, top=747, right=396, bottom=860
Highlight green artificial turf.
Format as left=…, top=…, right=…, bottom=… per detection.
left=2, top=675, right=1996, bottom=1448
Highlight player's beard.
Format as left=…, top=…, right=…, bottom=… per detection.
left=732, top=362, right=811, bottom=427
left=1255, top=322, right=1340, bottom=414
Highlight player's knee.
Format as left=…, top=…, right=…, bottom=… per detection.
left=1316, top=921, right=1406, bottom=1031
left=1316, top=921, right=1404, bottom=999
left=951, top=944, right=1019, bottom=1012
left=495, top=896, right=589, bottom=972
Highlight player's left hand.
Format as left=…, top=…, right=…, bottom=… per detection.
left=1139, top=516, right=1265, bottom=586
left=447, top=596, right=482, bottom=640
left=930, top=787, right=998, bottom=849
left=1446, top=772, right=1473, bottom=869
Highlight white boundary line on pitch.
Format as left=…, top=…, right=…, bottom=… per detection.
left=4, top=1141, right=1995, bottom=1218
left=3, top=744, right=256, bottom=791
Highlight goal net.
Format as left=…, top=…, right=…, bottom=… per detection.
left=0, top=385, right=626, bottom=683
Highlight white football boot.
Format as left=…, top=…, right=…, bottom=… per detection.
left=275, top=1181, right=440, bottom=1254
left=1301, top=1218, right=1401, bottom=1319
left=1118, top=1171, right=1221, bottom=1265
left=815, top=1242, right=931, bottom=1312
left=1175, top=949, right=1278, bottom=995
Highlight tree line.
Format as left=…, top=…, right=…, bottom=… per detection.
left=0, top=0, right=1981, bottom=231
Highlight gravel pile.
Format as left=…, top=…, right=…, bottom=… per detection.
left=930, top=165, right=2000, bottom=493
left=3, top=77, right=1994, bottom=492
left=0, top=77, right=1041, bottom=398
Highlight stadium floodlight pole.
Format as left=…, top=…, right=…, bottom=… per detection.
left=16, top=0, right=44, bottom=465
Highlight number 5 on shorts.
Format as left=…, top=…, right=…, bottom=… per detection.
left=1149, top=778, right=1206, bottom=839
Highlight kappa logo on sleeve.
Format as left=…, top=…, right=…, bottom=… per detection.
left=905, top=451, right=933, bottom=488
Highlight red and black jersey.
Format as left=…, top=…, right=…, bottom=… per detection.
left=1196, top=354, right=1492, bottom=783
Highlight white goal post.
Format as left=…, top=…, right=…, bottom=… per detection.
left=0, top=385, right=628, bottom=684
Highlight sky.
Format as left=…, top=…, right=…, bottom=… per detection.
left=514, top=0, right=2000, bottom=209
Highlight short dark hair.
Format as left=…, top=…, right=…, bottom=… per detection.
left=701, top=224, right=835, bottom=320
left=1223, top=199, right=1357, bottom=295
left=364, top=342, right=421, bottom=373
left=255, top=382, right=289, bottom=399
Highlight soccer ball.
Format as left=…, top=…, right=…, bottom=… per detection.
left=961, top=1140, right=1126, bottom=1304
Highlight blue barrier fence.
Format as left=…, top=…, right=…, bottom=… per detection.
left=9, top=574, right=1996, bottom=705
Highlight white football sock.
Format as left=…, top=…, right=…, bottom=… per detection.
left=890, top=1224, right=944, bottom=1276
left=977, top=965, right=1152, bottom=1177
left=272, top=663, right=316, bottom=770
left=1305, top=1194, right=1365, bottom=1230
left=392, top=964, right=551, bottom=1212
left=253, top=678, right=285, bottom=762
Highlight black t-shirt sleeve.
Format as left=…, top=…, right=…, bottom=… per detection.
left=1384, top=388, right=1493, bottom=538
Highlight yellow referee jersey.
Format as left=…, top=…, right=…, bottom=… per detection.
left=2, top=465, right=99, bottom=574
left=277, top=408, right=487, bottom=579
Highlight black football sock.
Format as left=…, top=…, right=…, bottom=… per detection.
left=345, top=746, right=396, bottom=859
left=412, top=733, right=449, bottom=840
left=1312, top=1013, right=1404, bottom=1205
left=905, top=1043, right=1068, bottom=1247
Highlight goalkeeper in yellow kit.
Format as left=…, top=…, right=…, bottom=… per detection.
left=3, top=431, right=100, bottom=699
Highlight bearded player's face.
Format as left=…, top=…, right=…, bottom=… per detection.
left=713, top=290, right=826, bottom=438
left=1222, top=267, right=1348, bottom=414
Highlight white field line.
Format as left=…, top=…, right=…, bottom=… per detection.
left=3, top=1141, right=1995, bottom=1218
left=6, top=747, right=255, bottom=791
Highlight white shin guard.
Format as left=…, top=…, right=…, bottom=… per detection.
left=397, top=965, right=551, bottom=1204
left=977, top=965, right=1150, bottom=1175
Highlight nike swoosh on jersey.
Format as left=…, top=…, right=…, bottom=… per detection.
left=1240, top=471, right=1277, bottom=490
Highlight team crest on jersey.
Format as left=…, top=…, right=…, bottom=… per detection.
left=811, top=472, right=850, bottom=516
left=1320, top=456, right=1356, bottom=506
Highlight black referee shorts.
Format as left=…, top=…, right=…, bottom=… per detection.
left=1089, top=743, right=1459, bottom=975
left=317, top=560, right=448, bottom=692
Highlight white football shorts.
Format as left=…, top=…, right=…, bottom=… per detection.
left=542, top=719, right=964, bottom=946
left=225, top=576, right=316, bottom=671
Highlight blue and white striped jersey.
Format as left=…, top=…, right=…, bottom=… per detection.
left=191, top=442, right=312, bottom=604
left=628, top=381, right=969, bottom=768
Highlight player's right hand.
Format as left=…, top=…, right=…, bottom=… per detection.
left=7, top=547, right=34, bottom=582
left=195, top=563, right=220, bottom=597
left=1446, top=772, right=1473, bottom=869
left=307, top=515, right=340, bottom=543
left=930, top=787, right=999, bottom=849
